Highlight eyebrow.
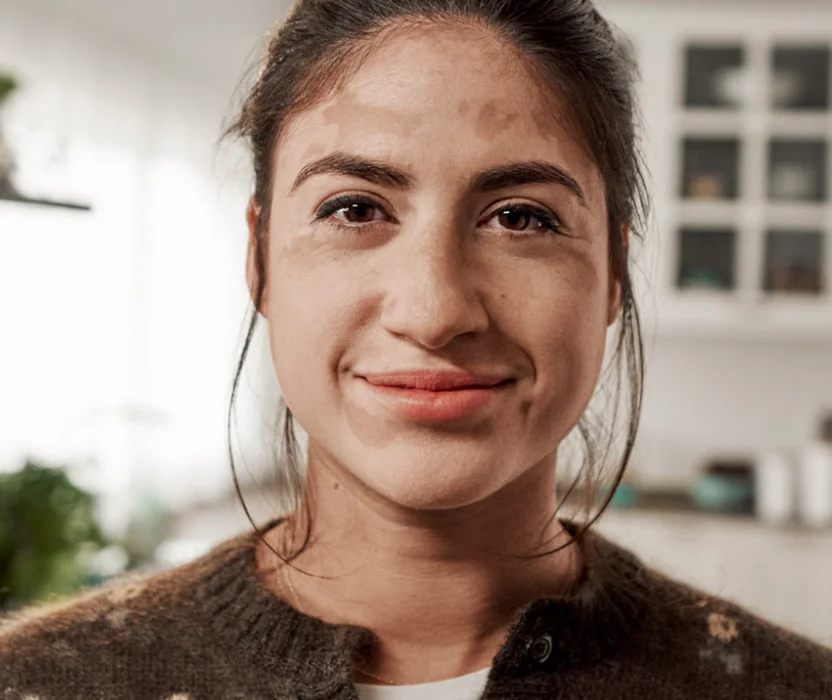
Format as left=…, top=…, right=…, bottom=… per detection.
left=290, top=152, right=587, bottom=206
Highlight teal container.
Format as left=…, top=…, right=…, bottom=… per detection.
left=691, top=473, right=754, bottom=514
left=610, top=483, right=639, bottom=509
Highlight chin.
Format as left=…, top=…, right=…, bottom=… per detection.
left=357, top=451, right=510, bottom=512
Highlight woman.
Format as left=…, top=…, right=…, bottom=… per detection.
left=2, top=0, right=831, bottom=698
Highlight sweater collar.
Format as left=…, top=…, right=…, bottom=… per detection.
left=196, top=518, right=650, bottom=697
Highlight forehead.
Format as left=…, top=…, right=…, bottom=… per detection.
left=275, top=24, right=602, bottom=200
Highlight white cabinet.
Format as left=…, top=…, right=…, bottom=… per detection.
left=603, top=1, right=832, bottom=339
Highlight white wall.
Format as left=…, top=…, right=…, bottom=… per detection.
left=0, top=0, right=267, bottom=534
left=633, top=337, right=832, bottom=482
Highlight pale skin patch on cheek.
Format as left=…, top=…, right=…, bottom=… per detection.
left=342, top=390, right=400, bottom=450
left=266, top=26, right=616, bottom=502
left=536, top=343, right=591, bottom=439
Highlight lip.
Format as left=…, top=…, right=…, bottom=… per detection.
left=362, top=370, right=510, bottom=391
left=358, top=370, right=514, bottom=422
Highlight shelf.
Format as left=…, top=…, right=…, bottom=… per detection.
left=767, top=112, right=832, bottom=136
left=0, top=188, right=91, bottom=212
left=677, top=110, right=745, bottom=135
left=649, top=310, right=832, bottom=341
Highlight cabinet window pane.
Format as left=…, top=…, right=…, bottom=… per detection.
left=681, top=138, right=741, bottom=200
left=685, top=45, right=746, bottom=108
left=677, top=227, right=737, bottom=290
left=768, top=139, right=828, bottom=202
left=772, top=46, right=831, bottom=110
left=763, top=230, right=825, bottom=294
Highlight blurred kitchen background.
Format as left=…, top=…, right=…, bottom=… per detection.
left=1, top=0, right=831, bottom=645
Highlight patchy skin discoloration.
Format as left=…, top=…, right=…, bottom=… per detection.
left=250, top=19, right=618, bottom=651
left=475, top=100, right=519, bottom=140
left=262, top=21, right=614, bottom=506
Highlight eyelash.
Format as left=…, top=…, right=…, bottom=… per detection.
left=313, top=195, right=564, bottom=236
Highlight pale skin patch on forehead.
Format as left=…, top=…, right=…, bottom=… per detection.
left=285, top=23, right=533, bottom=146
left=474, top=100, right=517, bottom=140
left=453, top=40, right=604, bottom=205
left=274, top=21, right=607, bottom=222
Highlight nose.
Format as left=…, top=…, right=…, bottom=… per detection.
left=379, top=222, right=489, bottom=350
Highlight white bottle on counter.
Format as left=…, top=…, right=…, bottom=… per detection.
left=755, top=449, right=796, bottom=525
left=798, top=438, right=832, bottom=528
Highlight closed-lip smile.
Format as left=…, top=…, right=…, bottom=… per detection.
left=358, top=370, right=514, bottom=422
left=361, top=370, right=511, bottom=391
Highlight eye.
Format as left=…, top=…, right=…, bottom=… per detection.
left=484, top=204, right=563, bottom=236
left=314, top=194, right=388, bottom=227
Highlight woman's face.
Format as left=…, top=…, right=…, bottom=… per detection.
left=249, top=24, right=621, bottom=512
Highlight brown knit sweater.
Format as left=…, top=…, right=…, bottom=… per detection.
left=1, top=518, right=831, bottom=699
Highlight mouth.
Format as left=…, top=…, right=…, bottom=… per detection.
left=357, top=370, right=515, bottom=422
left=361, top=370, right=512, bottom=392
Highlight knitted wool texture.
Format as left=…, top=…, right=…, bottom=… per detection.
left=2, top=519, right=831, bottom=699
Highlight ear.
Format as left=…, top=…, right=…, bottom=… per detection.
left=607, top=224, right=629, bottom=326
left=246, top=197, right=267, bottom=316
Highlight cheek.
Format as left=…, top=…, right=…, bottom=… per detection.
left=265, top=250, right=358, bottom=418
left=515, top=265, right=609, bottom=435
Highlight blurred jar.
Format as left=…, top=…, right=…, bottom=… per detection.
left=755, top=449, right=796, bottom=525
left=798, top=413, right=832, bottom=528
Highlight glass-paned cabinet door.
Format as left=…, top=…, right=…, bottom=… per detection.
left=771, top=46, right=831, bottom=110
left=677, top=227, right=737, bottom=291
left=685, top=45, right=746, bottom=108
left=763, top=229, right=826, bottom=294
left=768, top=139, right=828, bottom=202
left=681, top=138, right=741, bottom=200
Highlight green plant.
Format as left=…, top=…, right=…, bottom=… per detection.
left=0, top=73, right=18, bottom=105
left=0, top=460, right=106, bottom=612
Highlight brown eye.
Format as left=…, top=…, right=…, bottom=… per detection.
left=335, top=202, right=379, bottom=224
left=315, top=195, right=389, bottom=228
left=497, top=208, right=536, bottom=232
left=484, top=204, right=562, bottom=236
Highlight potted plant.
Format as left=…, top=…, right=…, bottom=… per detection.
left=0, top=459, right=107, bottom=612
left=0, top=71, right=20, bottom=197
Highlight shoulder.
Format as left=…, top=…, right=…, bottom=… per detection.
left=0, top=540, right=236, bottom=696
left=0, top=568, right=173, bottom=674
left=635, top=567, right=832, bottom=696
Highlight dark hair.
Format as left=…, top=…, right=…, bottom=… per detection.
left=225, top=0, right=648, bottom=558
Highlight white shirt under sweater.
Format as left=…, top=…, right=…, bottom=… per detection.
left=355, top=667, right=491, bottom=700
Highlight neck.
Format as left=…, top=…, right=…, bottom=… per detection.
left=260, top=449, right=581, bottom=685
